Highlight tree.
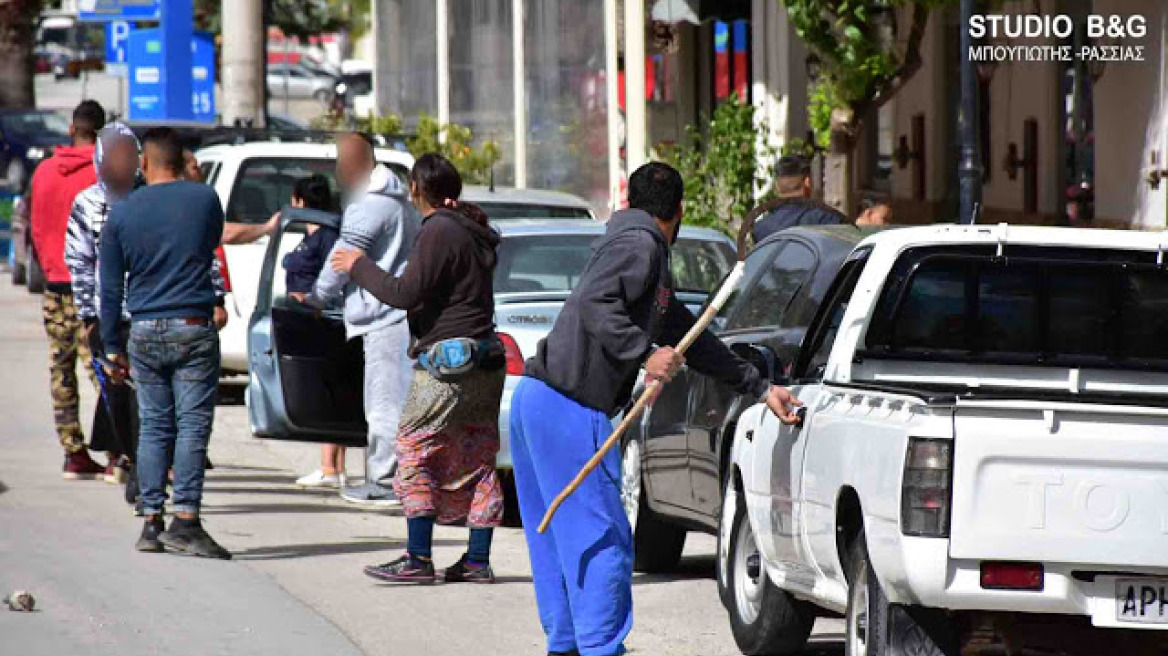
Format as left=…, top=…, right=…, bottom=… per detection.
left=0, top=0, right=47, bottom=109
left=195, top=0, right=360, bottom=40
left=661, top=95, right=777, bottom=236
left=781, top=0, right=952, bottom=214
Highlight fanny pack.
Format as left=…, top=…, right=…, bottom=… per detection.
left=417, top=337, right=505, bottom=380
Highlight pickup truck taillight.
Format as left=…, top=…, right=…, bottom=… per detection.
left=901, top=438, right=953, bottom=537
left=497, top=332, right=524, bottom=376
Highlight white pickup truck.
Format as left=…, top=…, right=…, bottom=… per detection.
left=719, top=224, right=1168, bottom=656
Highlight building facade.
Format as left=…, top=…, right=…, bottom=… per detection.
left=371, top=0, right=808, bottom=217
left=372, top=0, right=1166, bottom=229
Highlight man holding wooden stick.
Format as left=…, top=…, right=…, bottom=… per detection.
left=510, top=162, right=801, bottom=656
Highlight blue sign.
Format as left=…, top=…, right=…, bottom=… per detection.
left=105, top=20, right=130, bottom=67
left=128, top=29, right=214, bottom=123
left=79, top=0, right=161, bottom=21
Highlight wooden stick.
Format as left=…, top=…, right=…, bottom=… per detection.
left=537, top=261, right=747, bottom=533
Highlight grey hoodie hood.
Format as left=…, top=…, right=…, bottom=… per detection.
left=310, top=164, right=421, bottom=338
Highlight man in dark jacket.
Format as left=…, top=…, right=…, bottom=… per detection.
left=101, top=127, right=230, bottom=559
left=748, top=154, right=846, bottom=244
left=511, top=162, right=801, bottom=656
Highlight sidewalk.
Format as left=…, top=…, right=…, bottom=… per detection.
left=0, top=274, right=842, bottom=655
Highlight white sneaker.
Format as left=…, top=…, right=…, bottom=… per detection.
left=295, top=470, right=346, bottom=489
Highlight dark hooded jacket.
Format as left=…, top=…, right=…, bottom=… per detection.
left=524, top=209, right=769, bottom=415
left=350, top=202, right=500, bottom=357
left=749, top=197, right=846, bottom=244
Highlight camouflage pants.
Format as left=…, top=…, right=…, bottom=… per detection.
left=42, top=291, right=95, bottom=453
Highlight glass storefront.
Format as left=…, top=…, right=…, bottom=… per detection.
left=524, top=0, right=609, bottom=210
left=375, top=1, right=438, bottom=127
left=449, top=0, right=516, bottom=185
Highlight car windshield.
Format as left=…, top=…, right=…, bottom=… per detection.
left=478, top=202, right=592, bottom=220
left=227, top=157, right=408, bottom=225
left=495, top=234, right=735, bottom=296
left=1, top=112, right=68, bottom=138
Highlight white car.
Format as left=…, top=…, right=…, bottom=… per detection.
left=196, top=141, right=415, bottom=375
left=720, top=224, right=1168, bottom=655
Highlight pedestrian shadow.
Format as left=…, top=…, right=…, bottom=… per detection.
left=216, top=384, right=246, bottom=406
left=200, top=502, right=400, bottom=516
left=201, top=485, right=343, bottom=497
left=631, top=554, right=716, bottom=587
left=204, top=463, right=286, bottom=473
left=801, top=635, right=844, bottom=655
left=232, top=538, right=462, bottom=561
left=204, top=473, right=309, bottom=486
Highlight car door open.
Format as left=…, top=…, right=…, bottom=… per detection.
left=247, top=207, right=367, bottom=447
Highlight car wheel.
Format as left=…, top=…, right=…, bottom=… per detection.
left=11, top=261, right=26, bottom=286
left=715, top=472, right=736, bottom=605
left=27, top=249, right=45, bottom=294
left=5, top=159, right=26, bottom=191
left=725, top=480, right=814, bottom=656
left=845, top=530, right=956, bottom=656
left=621, top=437, right=686, bottom=573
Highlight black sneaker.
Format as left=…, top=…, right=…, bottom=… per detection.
left=363, top=554, right=436, bottom=583
left=444, top=554, right=496, bottom=584
left=135, top=515, right=165, bottom=553
left=158, top=518, right=232, bottom=560
left=124, top=462, right=138, bottom=506
left=548, top=651, right=580, bottom=656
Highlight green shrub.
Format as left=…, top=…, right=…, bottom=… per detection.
left=660, top=95, right=776, bottom=236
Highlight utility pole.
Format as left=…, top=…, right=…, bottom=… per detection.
left=221, top=0, right=266, bottom=126
left=957, top=0, right=982, bottom=224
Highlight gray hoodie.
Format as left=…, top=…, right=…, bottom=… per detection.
left=310, top=164, right=420, bottom=338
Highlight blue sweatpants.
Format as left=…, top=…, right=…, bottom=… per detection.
left=510, top=376, right=632, bottom=656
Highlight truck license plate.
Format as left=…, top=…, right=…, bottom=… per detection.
left=1116, top=579, right=1168, bottom=624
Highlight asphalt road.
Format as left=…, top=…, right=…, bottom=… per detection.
left=0, top=273, right=844, bottom=656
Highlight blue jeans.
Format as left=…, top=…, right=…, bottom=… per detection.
left=128, top=319, right=220, bottom=516
left=510, top=377, right=632, bottom=656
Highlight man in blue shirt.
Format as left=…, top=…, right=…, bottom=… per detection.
left=99, top=127, right=230, bottom=559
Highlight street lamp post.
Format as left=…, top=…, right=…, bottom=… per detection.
left=958, top=0, right=983, bottom=224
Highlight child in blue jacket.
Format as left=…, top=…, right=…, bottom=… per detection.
left=281, top=174, right=346, bottom=488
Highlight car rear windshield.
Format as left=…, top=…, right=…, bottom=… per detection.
left=227, top=158, right=408, bottom=224
left=863, top=246, right=1168, bottom=369
left=494, top=234, right=735, bottom=296
left=477, top=202, right=592, bottom=220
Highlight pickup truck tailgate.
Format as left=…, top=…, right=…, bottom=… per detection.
left=950, top=402, right=1168, bottom=568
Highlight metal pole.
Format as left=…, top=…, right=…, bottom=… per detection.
left=283, top=38, right=290, bottom=116
left=604, top=0, right=621, bottom=213
left=625, top=0, right=648, bottom=172
left=512, top=0, right=527, bottom=188
left=957, top=0, right=982, bottom=224
left=436, top=0, right=451, bottom=138
left=222, top=0, right=265, bottom=126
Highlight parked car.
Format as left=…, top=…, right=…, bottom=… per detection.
left=267, top=64, right=337, bottom=102
left=462, top=186, right=596, bottom=220
left=619, top=225, right=879, bottom=574
left=195, top=141, right=415, bottom=375
left=246, top=218, right=737, bottom=471
left=0, top=109, right=70, bottom=192
left=8, top=194, right=46, bottom=292
left=719, top=224, right=1168, bottom=655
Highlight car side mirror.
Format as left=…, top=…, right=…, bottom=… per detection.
left=731, top=343, right=787, bottom=385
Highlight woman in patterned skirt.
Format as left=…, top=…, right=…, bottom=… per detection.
left=331, top=153, right=505, bottom=583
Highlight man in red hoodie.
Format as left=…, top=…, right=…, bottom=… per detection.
left=28, top=99, right=108, bottom=479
